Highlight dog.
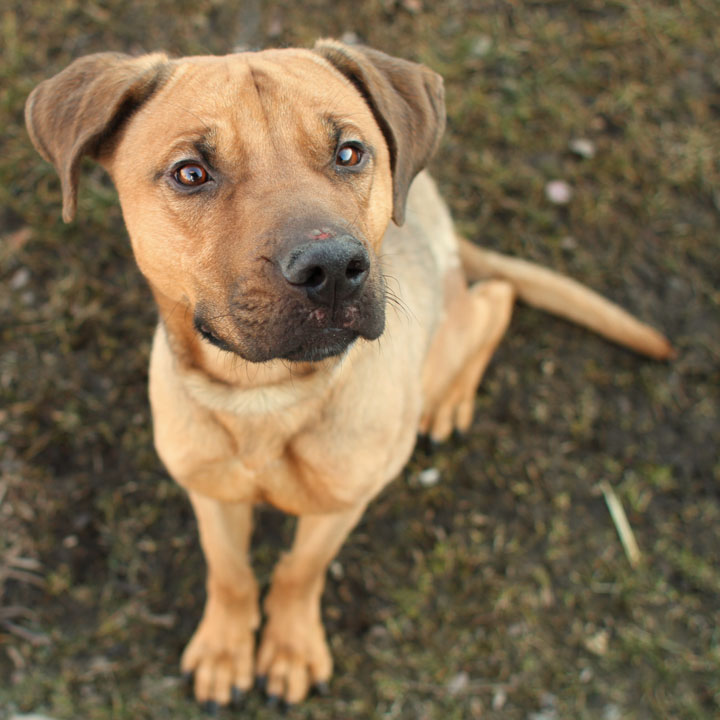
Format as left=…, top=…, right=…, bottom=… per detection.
left=25, top=40, right=673, bottom=709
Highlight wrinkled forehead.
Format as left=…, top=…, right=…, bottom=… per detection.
left=124, top=50, right=379, bottom=167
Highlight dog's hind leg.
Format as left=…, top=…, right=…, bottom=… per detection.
left=256, top=503, right=367, bottom=705
left=420, top=277, right=515, bottom=442
left=180, top=493, right=259, bottom=709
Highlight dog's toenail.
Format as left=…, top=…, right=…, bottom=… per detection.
left=451, top=428, right=467, bottom=443
left=417, top=433, right=437, bottom=456
left=202, top=700, right=218, bottom=716
left=314, top=681, right=330, bottom=696
left=231, top=685, right=245, bottom=707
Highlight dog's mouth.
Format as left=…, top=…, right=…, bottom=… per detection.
left=194, top=318, right=236, bottom=354
left=197, top=322, right=357, bottom=362
left=281, top=327, right=360, bottom=362
left=193, top=295, right=384, bottom=363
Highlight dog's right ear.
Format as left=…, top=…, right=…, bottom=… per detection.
left=314, top=40, right=445, bottom=226
left=25, top=52, right=170, bottom=222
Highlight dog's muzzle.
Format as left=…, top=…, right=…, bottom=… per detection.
left=193, top=227, right=385, bottom=363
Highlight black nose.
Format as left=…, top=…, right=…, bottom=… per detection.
left=280, top=235, right=370, bottom=306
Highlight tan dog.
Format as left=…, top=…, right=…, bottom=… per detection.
left=25, top=41, right=673, bottom=709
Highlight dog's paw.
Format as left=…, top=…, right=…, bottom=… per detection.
left=255, top=601, right=333, bottom=705
left=181, top=597, right=258, bottom=707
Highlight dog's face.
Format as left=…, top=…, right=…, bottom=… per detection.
left=26, top=43, right=445, bottom=363
left=114, top=51, right=392, bottom=362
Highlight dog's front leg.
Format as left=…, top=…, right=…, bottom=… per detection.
left=256, top=504, right=368, bottom=705
left=181, top=491, right=259, bottom=709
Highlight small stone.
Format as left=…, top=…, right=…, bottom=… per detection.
left=10, top=267, right=30, bottom=290
left=447, top=671, right=469, bottom=695
left=492, top=688, right=508, bottom=711
left=418, top=467, right=441, bottom=487
left=62, top=534, right=79, bottom=548
left=569, top=138, right=596, bottom=158
left=584, top=628, right=610, bottom=656
left=470, top=35, right=492, bottom=58
left=340, top=31, right=360, bottom=45
left=545, top=180, right=573, bottom=205
left=401, top=0, right=423, bottom=13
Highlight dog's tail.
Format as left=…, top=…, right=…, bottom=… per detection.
left=458, top=237, right=675, bottom=360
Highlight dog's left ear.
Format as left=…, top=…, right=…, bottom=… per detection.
left=25, top=52, right=170, bottom=222
left=314, top=40, right=445, bottom=225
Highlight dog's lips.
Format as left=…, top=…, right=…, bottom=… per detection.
left=194, top=308, right=364, bottom=362
left=195, top=317, right=236, bottom=353
left=281, top=305, right=366, bottom=361
left=282, top=327, right=360, bottom=362
left=194, top=306, right=375, bottom=362
left=306, top=304, right=361, bottom=330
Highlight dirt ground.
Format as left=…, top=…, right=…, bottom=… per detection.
left=1, top=1, right=718, bottom=718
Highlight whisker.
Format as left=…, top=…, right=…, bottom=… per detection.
left=381, top=273, right=415, bottom=325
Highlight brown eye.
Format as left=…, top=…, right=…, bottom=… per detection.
left=175, top=163, right=208, bottom=186
left=335, top=143, right=364, bottom=168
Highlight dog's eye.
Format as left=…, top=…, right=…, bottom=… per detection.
left=174, top=163, right=209, bottom=186
left=335, top=143, right=364, bottom=168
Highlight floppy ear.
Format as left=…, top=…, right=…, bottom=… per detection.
left=314, top=40, right=446, bottom=225
left=25, top=52, right=170, bottom=222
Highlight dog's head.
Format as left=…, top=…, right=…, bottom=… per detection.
left=25, top=42, right=445, bottom=363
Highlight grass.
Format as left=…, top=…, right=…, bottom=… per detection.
left=1, top=1, right=719, bottom=718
